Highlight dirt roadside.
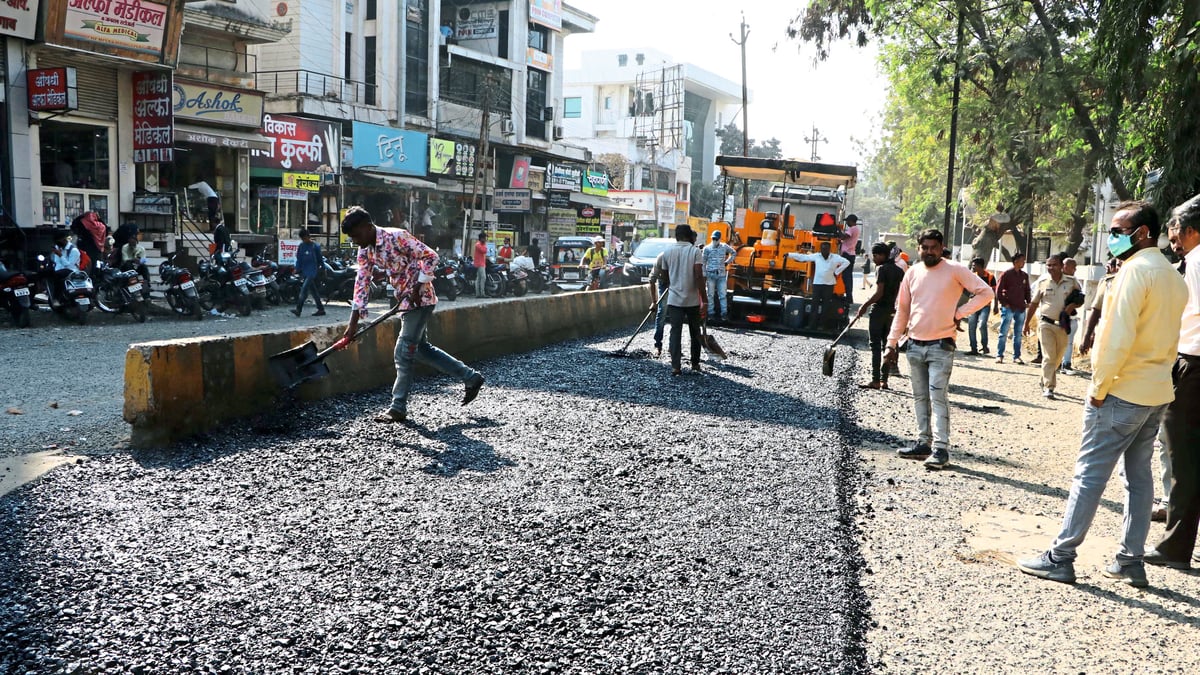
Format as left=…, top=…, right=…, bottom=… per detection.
left=847, top=330, right=1200, bottom=673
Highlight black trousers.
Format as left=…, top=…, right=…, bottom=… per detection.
left=206, top=196, right=221, bottom=223
left=869, top=308, right=895, bottom=384
left=840, top=254, right=855, bottom=303
left=667, top=304, right=701, bottom=371
left=810, top=284, right=835, bottom=330
left=1156, top=354, right=1200, bottom=560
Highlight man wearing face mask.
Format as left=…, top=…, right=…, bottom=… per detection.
left=884, top=229, right=994, bottom=470
left=1019, top=201, right=1187, bottom=587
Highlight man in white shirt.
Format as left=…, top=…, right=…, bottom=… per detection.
left=788, top=240, right=850, bottom=331
left=1145, top=194, right=1200, bottom=570
left=188, top=181, right=221, bottom=224
left=655, top=224, right=708, bottom=375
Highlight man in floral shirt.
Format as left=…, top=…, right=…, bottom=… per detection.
left=338, top=206, right=484, bottom=423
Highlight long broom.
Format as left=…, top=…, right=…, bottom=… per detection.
left=607, top=289, right=668, bottom=357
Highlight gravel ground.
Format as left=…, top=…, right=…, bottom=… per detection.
left=0, top=294, right=504, bottom=459
left=850, top=328, right=1200, bottom=673
left=0, top=327, right=869, bottom=673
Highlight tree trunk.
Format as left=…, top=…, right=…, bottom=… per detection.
left=1063, top=153, right=1099, bottom=258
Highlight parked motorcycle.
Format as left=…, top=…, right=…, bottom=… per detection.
left=94, top=261, right=149, bottom=323
left=460, top=258, right=508, bottom=298
left=277, top=263, right=302, bottom=304
left=159, top=254, right=203, bottom=320
left=0, top=265, right=34, bottom=327
left=236, top=259, right=270, bottom=309
left=506, top=264, right=530, bottom=297
left=251, top=254, right=283, bottom=306
left=197, top=252, right=252, bottom=317
left=33, top=255, right=94, bottom=324
left=432, top=257, right=459, bottom=301
left=319, top=258, right=357, bottom=302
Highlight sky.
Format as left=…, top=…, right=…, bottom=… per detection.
left=562, top=0, right=890, bottom=169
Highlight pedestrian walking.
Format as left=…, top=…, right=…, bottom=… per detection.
left=338, top=206, right=484, bottom=423
left=291, top=229, right=326, bottom=317
left=1144, top=194, right=1200, bottom=570
left=840, top=214, right=861, bottom=303
left=473, top=232, right=488, bottom=297
left=1023, top=253, right=1084, bottom=399
left=702, top=230, right=735, bottom=323
left=885, top=229, right=994, bottom=469
left=657, top=224, right=707, bottom=375
left=1060, top=257, right=1081, bottom=373
left=787, top=241, right=849, bottom=331
left=965, top=258, right=997, bottom=356
left=994, top=253, right=1031, bottom=364
left=854, top=242, right=904, bottom=390
left=1018, top=201, right=1187, bottom=587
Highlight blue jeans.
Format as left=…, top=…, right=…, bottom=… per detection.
left=653, top=294, right=668, bottom=348
left=1050, top=396, right=1165, bottom=563
left=391, top=305, right=479, bottom=414
left=997, top=307, right=1025, bottom=358
left=907, top=341, right=956, bottom=450
left=967, top=305, right=990, bottom=352
left=705, top=273, right=728, bottom=319
left=296, top=275, right=324, bottom=312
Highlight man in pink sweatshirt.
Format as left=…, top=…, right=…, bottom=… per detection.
left=884, top=228, right=994, bottom=469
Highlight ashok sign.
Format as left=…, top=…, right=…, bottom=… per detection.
left=26, top=67, right=77, bottom=112
left=350, top=121, right=428, bottom=177
left=0, top=0, right=40, bottom=39
left=132, top=71, right=172, bottom=163
left=173, top=79, right=264, bottom=128
left=45, top=0, right=183, bottom=66
left=252, top=114, right=337, bottom=172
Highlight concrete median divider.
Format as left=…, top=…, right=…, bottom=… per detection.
left=123, top=287, right=649, bottom=448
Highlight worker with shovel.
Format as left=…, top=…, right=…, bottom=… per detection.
left=338, top=206, right=484, bottom=423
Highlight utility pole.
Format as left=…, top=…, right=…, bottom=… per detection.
left=730, top=14, right=749, bottom=209
left=465, top=76, right=493, bottom=252
left=804, top=124, right=828, bottom=162
left=943, top=8, right=964, bottom=236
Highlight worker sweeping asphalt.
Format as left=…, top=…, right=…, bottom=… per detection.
left=336, top=206, right=484, bottom=424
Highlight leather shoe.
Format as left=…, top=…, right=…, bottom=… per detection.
left=462, top=374, right=484, bottom=406
left=1143, top=549, right=1191, bottom=570
left=374, top=408, right=407, bottom=424
left=312, top=310, right=326, bottom=317
left=1152, top=507, right=1167, bottom=522
left=289, top=308, right=301, bottom=317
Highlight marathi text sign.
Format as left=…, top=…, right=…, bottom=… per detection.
left=547, top=163, right=581, bottom=191
left=0, top=0, right=40, bottom=40
left=132, top=71, right=173, bottom=163
left=282, top=172, right=321, bottom=192
left=576, top=205, right=601, bottom=234
left=60, top=0, right=170, bottom=61
left=252, top=114, right=336, bottom=172
left=278, top=239, right=300, bottom=266
left=529, top=0, right=561, bottom=30
left=428, top=138, right=476, bottom=179
left=258, top=186, right=310, bottom=201
left=582, top=170, right=608, bottom=196
left=350, top=121, right=428, bottom=177
left=26, top=68, right=77, bottom=112
left=494, top=189, right=532, bottom=213
left=173, top=79, right=264, bottom=128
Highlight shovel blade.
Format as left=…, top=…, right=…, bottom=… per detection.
left=268, top=340, right=331, bottom=389
left=702, top=333, right=727, bottom=360
left=822, top=346, right=836, bottom=377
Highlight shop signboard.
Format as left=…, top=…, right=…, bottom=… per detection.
left=547, top=207, right=576, bottom=237
left=278, top=239, right=301, bottom=267
left=454, top=7, right=497, bottom=39
left=258, top=186, right=310, bottom=201
left=510, top=156, right=531, bottom=188
left=45, top=0, right=184, bottom=66
left=252, top=114, right=337, bottom=172
left=132, top=70, right=173, bottom=163
left=526, top=48, right=553, bottom=72
left=282, top=172, right=321, bottom=192
left=494, top=189, right=532, bottom=213
left=26, top=67, right=78, bottom=112
left=428, top=138, right=476, bottom=179
left=0, top=0, right=40, bottom=39
left=351, top=121, right=428, bottom=177
left=527, top=168, right=545, bottom=192
left=529, top=0, right=561, bottom=30
left=581, top=170, right=608, bottom=196
left=546, top=163, right=581, bottom=191
left=173, top=79, right=264, bottom=129
left=548, top=190, right=571, bottom=209
left=575, top=204, right=601, bottom=235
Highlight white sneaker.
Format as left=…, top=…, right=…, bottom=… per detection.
left=1043, top=388, right=1055, bottom=400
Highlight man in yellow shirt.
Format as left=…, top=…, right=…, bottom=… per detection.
left=1019, top=201, right=1188, bottom=587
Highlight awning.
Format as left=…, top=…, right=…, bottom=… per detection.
left=715, top=155, right=857, bottom=189
left=570, top=192, right=620, bottom=209
left=360, top=172, right=438, bottom=189
left=174, top=123, right=272, bottom=152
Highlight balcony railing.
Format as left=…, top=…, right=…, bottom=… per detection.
left=178, top=45, right=257, bottom=84
left=256, top=70, right=379, bottom=107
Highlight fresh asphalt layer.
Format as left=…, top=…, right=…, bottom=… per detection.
left=0, top=326, right=869, bottom=674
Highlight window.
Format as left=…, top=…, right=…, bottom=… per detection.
left=41, top=121, right=110, bottom=190
left=440, top=56, right=512, bottom=113
left=618, top=54, right=627, bottom=67
left=365, top=0, right=376, bottom=20
left=406, top=0, right=429, bottom=114
left=604, top=96, right=612, bottom=110
left=636, top=53, right=645, bottom=65
left=528, top=24, right=549, bottom=52
left=564, top=97, right=582, bottom=118
left=526, top=68, right=548, bottom=138
left=498, top=10, right=509, bottom=59
left=344, top=32, right=352, bottom=81
left=364, top=36, right=377, bottom=105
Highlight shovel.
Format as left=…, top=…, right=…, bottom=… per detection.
left=701, top=313, right=727, bottom=360
left=821, top=314, right=863, bottom=377
left=268, top=304, right=404, bottom=389
left=607, top=289, right=668, bottom=357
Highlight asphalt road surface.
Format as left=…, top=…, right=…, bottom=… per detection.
left=0, top=325, right=868, bottom=673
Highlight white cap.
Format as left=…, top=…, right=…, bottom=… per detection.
left=593, top=236, right=604, bottom=243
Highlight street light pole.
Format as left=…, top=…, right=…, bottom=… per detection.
left=943, top=6, right=964, bottom=235
left=730, top=14, right=750, bottom=208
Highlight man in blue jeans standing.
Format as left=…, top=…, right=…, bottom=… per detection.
left=291, top=229, right=326, bottom=317
left=1018, top=201, right=1188, bottom=587
left=702, top=230, right=735, bottom=323
left=338, top=206, right=484, bottom=423
left=994, top=252, right=1031, bottom=364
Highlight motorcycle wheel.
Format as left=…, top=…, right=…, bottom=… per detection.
left=266, top=287, right=282, bottom=306
left=69, top=304, right=86, bottom=325
left=338, top=279, right=356, bottom=301
left=129, top=300, right=148, bottom=324
left=443, top=280, right=457, bottom=301
left=238, top=296, right=252, bottom=317
left=485, top=274, right=505, bottom=298
left=15, top=307, right=31, bottom=328
left=197, top=284, right=217, bottom=312
left=281, top=284, right=299, bottom=304
left=511, top=280, right=527, bottom=297
left=190, top=298, right=204, bottom=321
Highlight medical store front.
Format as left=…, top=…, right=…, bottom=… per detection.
left=38, top=118, right=116, bottom=228
left=157, top=138, right=243, bottom=227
